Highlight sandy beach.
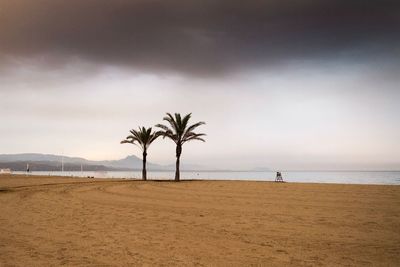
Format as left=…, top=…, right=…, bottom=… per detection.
left=0, top=175, right=399, bottom=266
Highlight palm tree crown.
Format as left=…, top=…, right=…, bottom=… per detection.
left=121, top=127, right=160, bottom=151
left=120, top=127, right=160, bottom=180
left=156, top=113, right=205, bottom=181
left=156, top=113, right=206, bottom=144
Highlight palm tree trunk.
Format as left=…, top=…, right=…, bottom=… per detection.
left=175, top=156, right=180, bottom=181
left=175, top=144, right=182, bottom=182
left=142, top=150, right=147, bottom=181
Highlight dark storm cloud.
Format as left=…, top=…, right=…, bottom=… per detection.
left=0, top=0, right=399, bottom=75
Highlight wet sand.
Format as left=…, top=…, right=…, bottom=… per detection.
left=0, top=175, right=399, bottom=266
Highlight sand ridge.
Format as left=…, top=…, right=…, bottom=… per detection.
left=0, top=175, right=399, bottom=266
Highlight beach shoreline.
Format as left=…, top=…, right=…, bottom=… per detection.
left=1, top=175, right=399, bottom=266
left=8, top=170, right=400, bottom=185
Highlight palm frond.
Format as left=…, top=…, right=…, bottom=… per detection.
left=183, top=133, right=206, bottom=143
left=155, top=124, right=171, bottom=132
left=184, top=136, right=206, bottom=143
left=156, top=112, right=206, bottom=145
left=121, top=126, right=160, bottom=151
left=181, top=113, right=192, bottom=132
left=182, top=121, right=205, bottom=140
left=164, top=113, right=179, bottom=133
left=147, top=130, right=161, bottom=145
left=175, top=113, right=182, bottom=129
left=155, top=123, right=176, bottom=142
left=175, top=113, right=192, bottom=136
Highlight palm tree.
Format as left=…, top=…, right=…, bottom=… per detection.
left=156, top=113, right=206, bottom=182
left=120, top=127, right=160, bottom=181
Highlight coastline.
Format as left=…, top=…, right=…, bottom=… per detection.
left=7, top=170, right=400, bottom=185
left=1, top=175, right=399, bottom=266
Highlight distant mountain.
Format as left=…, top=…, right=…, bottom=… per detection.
left=97, top=155, right=163, bottom=170
left=0, top=153, right=239, bottom=172
left=0, top=161, right=121, bottom=172
left=0, top=153, right=160, bottom=171
left=0, top=153, right=211, bottom=171
left=97, top=155, right=211, bottom=171
left=0, top=153, right=89, bottom=164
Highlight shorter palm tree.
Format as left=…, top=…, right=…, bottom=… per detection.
left=156, top=113, right=206, bottom=181
left=120, top=127, right=160, bottom=181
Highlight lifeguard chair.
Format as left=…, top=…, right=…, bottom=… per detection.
left=275, top=171, right=284, bottom=182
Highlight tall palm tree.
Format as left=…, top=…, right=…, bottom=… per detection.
left=120, top=127, right=160, bottom=181
left=156, top=113, right=206, bottom=182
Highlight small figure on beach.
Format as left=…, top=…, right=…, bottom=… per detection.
left=275, top=171, right=284, bottom=182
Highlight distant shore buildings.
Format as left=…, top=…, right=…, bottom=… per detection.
left=0, top=168, right=12, bottom=174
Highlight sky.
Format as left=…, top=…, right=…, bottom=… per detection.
left=1, top=0, right=399, bottom=170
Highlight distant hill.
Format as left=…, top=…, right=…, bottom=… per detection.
left=0, top=153, right=162, bottom=171
left=0, top=153, right=89, bottom=164
left=0, top=161, right=121, bottom=172
left=96, top=155, right=163, bottom=170
left=0, top=153, right=212, bottom=171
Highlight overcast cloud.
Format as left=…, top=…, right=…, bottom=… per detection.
left=1, top=0, right=399, bottom=74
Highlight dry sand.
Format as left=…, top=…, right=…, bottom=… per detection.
left=0, top=175, right=399, bottom=266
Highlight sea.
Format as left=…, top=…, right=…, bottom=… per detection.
left=12, top=170, right=400, bottom=185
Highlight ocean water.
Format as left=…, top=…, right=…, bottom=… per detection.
left=12, top=170, right=400, bottom=185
